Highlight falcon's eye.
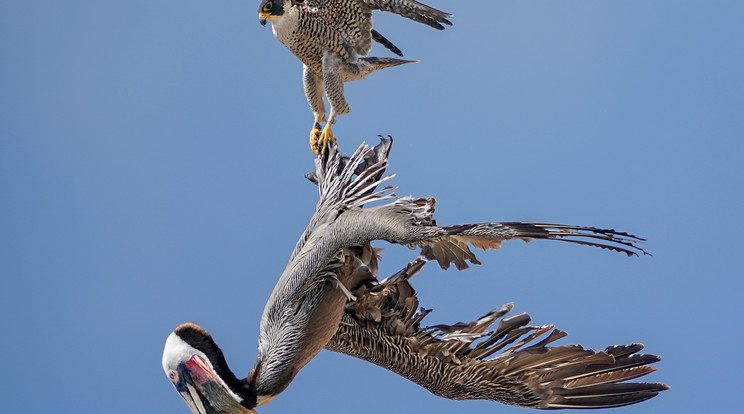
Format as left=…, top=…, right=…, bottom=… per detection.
left=263, top=2, right=273, bottom=12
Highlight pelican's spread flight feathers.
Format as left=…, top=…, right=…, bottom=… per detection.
left=329, top=257, right=668, bottom=409
left=163, top=139, right=666, bottom=413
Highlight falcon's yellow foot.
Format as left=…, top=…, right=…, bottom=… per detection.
left=317, top=122, right=337, bottom=155
left=309, top=123, right=322, bottom=155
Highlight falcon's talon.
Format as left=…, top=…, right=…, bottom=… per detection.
left=318, top=122, right=337, bottom=155
left=310, top=125, right=322, bottom=155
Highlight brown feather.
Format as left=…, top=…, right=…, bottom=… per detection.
left=325, top=258, right=667, bottom=409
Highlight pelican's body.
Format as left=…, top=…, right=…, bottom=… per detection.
left=163, top=139, right=665, bottom=413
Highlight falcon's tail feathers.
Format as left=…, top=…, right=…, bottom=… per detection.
left=357, top=57, right=417, bottom=76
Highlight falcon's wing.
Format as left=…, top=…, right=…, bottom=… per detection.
left=371, top=29, right=404, bottom=56
left=326, top=258, right=668, bottom=409
left=357, top=0, right=452, bottom=30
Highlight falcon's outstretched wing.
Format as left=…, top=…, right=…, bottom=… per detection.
left=357, top=0, right=453, bottom=29
left=326, top=258, right=668, bottom=409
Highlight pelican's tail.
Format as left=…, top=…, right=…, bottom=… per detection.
left=293, top=138, right=396, bottom=259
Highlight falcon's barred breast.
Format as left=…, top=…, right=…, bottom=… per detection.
left=258, top=0, right=452, bottom=154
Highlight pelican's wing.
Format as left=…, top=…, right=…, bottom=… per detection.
left=409, top=211, right=651, bottom=270
left=302, top=137, right=649, bottom=271
left=336, top=193, right=649, bottom=271
left=326, top=258, right=668, bottom=409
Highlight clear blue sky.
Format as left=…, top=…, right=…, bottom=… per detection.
left=1, top=1, right=742, bottom=413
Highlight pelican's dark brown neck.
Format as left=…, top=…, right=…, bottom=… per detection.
left=174, top=323, right=258, bottom=409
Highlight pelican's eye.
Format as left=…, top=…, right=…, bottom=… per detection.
left=263, top=2, right=273, bottom=12
left=169, top=370, right=177, bottom=380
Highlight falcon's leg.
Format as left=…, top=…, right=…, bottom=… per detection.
left=303, top=65, right=326, bottom=155
left=318, top=53, right=351, bottom=154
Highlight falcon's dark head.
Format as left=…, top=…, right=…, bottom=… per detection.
left=258, top=0, right=286, bottom=26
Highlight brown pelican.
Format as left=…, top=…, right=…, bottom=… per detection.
left=162, top=138, right=665, bottom=413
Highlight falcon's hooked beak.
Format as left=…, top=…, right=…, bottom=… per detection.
left=259, top=12, right=270, bottom=26
left=172, top=356, right=256, bottom=414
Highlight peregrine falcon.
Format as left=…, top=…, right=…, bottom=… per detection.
left=258, top=0, right=452, bottom=154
